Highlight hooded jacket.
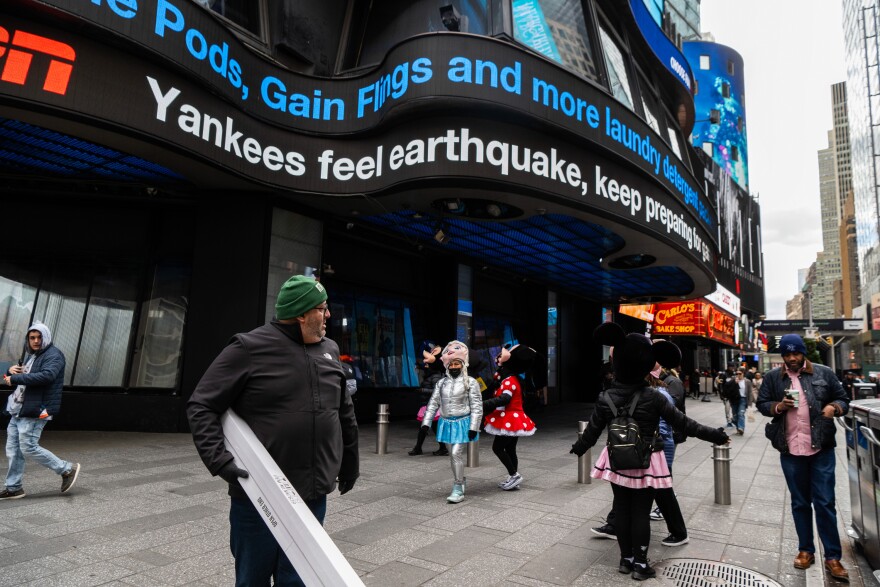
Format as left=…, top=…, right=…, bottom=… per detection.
left=4, top=323, right=66, bottom=418
left=187, top=320, right=359, bottom=501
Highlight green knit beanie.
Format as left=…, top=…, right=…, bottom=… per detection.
left=275, top=276, right=328, bottom=319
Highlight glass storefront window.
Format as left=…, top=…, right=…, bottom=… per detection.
left=598, top=24, right=634, bottom=109
left=0, top=272, right=38, bottom=374
left=512, top=0, right=599, bottom=82
left=265, top=208, right=323, bottom=323
left=329, top=293, right=419, bottom=389
left=547, top=292, right=557, bottom=392
left=470, top=315, right=518, bottom=390
left=359, top=1, right=489, bottom=66
left=33, top=268, right=89, bottom=386
left=129, top=264, right=190, bottom=389
left=73, top=271, right=138, bottom=386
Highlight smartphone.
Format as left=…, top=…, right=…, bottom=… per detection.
left=785, top=389, right=799, bottom=407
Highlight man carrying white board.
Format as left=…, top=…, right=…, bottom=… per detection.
left=187, top=275, right=359, bottom=587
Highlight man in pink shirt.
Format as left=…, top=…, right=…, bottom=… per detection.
left=756, top=334, right=849, bottom=582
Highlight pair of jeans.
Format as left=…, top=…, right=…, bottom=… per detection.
left=229, top=494, right=327, bottom=587
left=5, top=416, right=71, bottom=491
left=780, top=448, right=842, bottom=560
left=736, top=398, right=747, bottom=431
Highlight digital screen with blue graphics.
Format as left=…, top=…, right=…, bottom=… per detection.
left=684, top=42, right=749, bottom=190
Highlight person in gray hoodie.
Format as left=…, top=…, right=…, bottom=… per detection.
left=2, top=322, right=80, bottom=499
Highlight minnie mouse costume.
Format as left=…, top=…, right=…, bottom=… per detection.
left=483, top=344, right=538, bottom=490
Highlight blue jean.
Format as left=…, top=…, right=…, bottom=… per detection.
left=780, top=448, right=842, bottom=560
left=736, top=399, right=746, bottom=431
left=5, top=416, right=71, bottom=491
left=229, top=494, right=327, bottom=587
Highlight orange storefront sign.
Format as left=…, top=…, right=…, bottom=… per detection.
left=652, top=301, right=736, bottom=345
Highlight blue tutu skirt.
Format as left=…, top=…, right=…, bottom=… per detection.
left=436, top=415, right=478, bottom=444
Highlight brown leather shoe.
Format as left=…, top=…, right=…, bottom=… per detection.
left=824, top=559, right=849, bottom=582
left=793, top=551, right=815, bottom=569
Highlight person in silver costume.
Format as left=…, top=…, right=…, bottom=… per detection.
left=421, top=340, right=483, bottom=503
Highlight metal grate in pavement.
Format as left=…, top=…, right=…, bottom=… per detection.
left=655, top=559, right=783, bottom=587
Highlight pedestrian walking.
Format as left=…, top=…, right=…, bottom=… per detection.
left=733, top=368, right=753, bottom=435
left=571, top=323, right=728, bottom=581
left=1, top=322, right=80, bottom=500
left=187, top=275, right=359, bottom=587
left=756, top=333, right=850, bottom=582
left=482, top=344, right=537, bottom=491
left=420, top=340, right=482, bottom=504
left=720, top=368, right=739, bottom=428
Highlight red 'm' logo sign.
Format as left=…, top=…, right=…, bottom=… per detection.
left=0, top=26, right=76, bottom=95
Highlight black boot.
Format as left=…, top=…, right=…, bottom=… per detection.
left=408, top=427, right=428, bottom=456
left=433, top=443, right=449, bottom=456
left=632, top=561, right=656, bottom=581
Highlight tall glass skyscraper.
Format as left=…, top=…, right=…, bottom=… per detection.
left=843, top=0, right=880, bottom=304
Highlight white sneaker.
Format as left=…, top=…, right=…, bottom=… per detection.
left=498, top=475, right=512, bottom=488
left=649, top=507, right=664, bottom=521
left=501, top=473, right=522, bottom=490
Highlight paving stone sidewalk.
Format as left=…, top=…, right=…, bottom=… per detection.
left=0, top=397, right=870, bottom=586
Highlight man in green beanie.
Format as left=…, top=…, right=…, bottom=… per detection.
left=187, top=275, right=359, bottom=586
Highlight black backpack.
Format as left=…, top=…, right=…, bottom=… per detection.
left=603, top=390, right=653, bottom=471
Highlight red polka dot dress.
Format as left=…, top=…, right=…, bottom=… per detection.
left=483, top=375, right=536, bottom=436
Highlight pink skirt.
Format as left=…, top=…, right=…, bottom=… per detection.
left=591, top=447, right=673, bottom=489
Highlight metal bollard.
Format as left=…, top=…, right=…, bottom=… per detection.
left=467, top=438, right=479, bottom=467
left=376, top=404, right=390, bottom=455
left=712, top=444, right=731, bottom=505
left=578, top=421, right=591, bottom=484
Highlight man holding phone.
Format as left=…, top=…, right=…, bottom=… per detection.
left=756, top=334, right=849, bottom=581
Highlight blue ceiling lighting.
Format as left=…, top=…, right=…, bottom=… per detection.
left=363, top=210, right=694, bottom=301
left=0, top=118, right=184, bottom=182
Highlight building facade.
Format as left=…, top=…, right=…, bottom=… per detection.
left=0, top=0, right=758, bottom=430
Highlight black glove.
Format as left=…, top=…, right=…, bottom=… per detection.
left=468, top=429, right=478, bottom=440
left=569, top=438, right=588, bottom=456
left=420, top=425, right=430, bottom=434
left=338, top=479, right=356, bottom=495
left=714, top=427, right=730, bottom=445
left=217, top=461, right=249, bottom=484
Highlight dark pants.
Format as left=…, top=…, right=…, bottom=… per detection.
left=492, top=435, right=519, bottom=476
left=230, top=494, right=327, bottom=587
left=610, top=484, right=655, bottom=563
left=780, top=448, right=842, bottom=560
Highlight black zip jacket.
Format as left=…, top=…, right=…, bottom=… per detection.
left=187, top=321, right=359, bottom=500
left=573, top=383, right=727, bottom=455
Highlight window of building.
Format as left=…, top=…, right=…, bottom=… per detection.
left=722, top=81, right=731, bottom=98
left=637, top=73, right=662, bottom=135
left=327, top=292, right=419, bottom=388
left=512, top=0, right=599, bottom=82
left=265, top=208, right=323, bottom=323
left=598, top=24, right=634, bottom=109
left=357, top=1, right=489, bottom=66
left=700, top=55, right=710, bottom=70
left=737, top=116, right=743, bottom=133
left=702, top=141, right=713, bottom=156
left=727, top=59, right=735, bottom=75
left=192, top=0, right=262, bottom=36
left=731, top=145, right=739, bottom=161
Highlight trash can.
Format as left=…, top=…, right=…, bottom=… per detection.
left=854, top=382, right=878, bottom=399
left=839, top=411, right=864, bottom=543
left=849, top=399, right=880, bottom=571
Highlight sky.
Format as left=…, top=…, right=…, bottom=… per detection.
left=698, top=1, right=847, bottom=319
